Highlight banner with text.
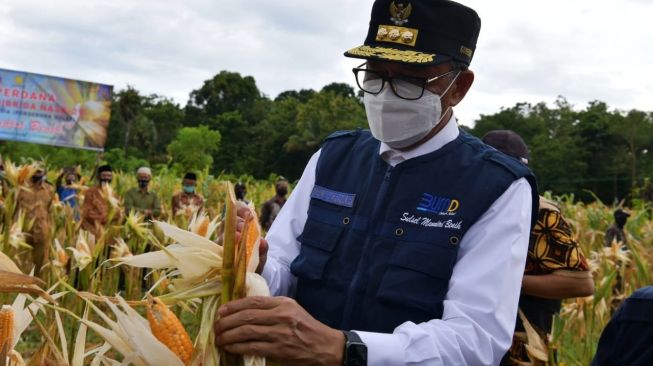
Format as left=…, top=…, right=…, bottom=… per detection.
left=0, top=68, right=113, bottom=151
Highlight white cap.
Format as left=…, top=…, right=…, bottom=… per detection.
left=137, top=167, right=152, bottom=176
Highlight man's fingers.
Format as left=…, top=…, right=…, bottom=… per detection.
left=218, top=296, right=282, bottom=317
left=223, top=341, right=280, bottom=358
left=215, top=323, right=279, bottom=346
left=215, top=308, right=279, bottom=335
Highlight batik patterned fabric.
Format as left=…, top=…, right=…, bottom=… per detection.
left=525, top=197, right=589, bottom=275
left=504, top=197, right=590, bottom=366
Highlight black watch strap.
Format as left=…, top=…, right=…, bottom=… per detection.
left=342, top=331, right=367, bottom=366
left=343, top=330, right=363, bottom=344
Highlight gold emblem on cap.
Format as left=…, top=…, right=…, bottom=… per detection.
left=390, top=1, right=412, bottom=26
left=375, top=25, right=418, bottom=47
left=347, top=45, right=434, bottom=63
left=377, top=27, right=389, bottom=39
left=401, top=31, right=414, bottom=43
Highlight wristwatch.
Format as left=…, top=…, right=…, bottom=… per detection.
left=342, top=331, right=367, bottom=366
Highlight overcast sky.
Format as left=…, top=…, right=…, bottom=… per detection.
left=2, top=0, right=652, bottom=126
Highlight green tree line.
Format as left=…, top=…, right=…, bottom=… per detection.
left=1, top=70, right=652, bottom=204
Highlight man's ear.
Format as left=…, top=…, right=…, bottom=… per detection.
left=448, top=70, right=474, bottom=107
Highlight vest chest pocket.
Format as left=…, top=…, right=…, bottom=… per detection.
left=376, top=238, right=458, bottom=313
left=290, top=219, right=344, bottom=281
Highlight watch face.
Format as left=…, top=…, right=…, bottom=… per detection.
left=346, top=343, right=367, bottom=366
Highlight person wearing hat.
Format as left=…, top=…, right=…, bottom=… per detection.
left=215, top=1, right=538, bottom=365
left=171, top=172, right=204, bottom=217
left=482, top=130, right=594, bottom=365
left=124, top=166, right=161, bottom=220
left=259, top=177, right=289, bottom=231
left=16, top=167, right=54, bottom=277
left=81, top=164, right=119, bottom=238
left=605, top=208, right=630, bottom=247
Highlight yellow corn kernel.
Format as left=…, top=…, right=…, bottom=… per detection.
left=0, top=305, right=14, bottom=352
left=147, top=297, right=193, bottom=365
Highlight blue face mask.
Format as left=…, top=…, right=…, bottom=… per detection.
left=183, top=185, right=195, bottom=194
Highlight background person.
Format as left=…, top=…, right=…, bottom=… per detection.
left=259, top=177, right=289, bottom=231
left=16, top=168, right=54, bottom=277
left=482, top=129, right=594, bottom=365
left=81, top=164, right=117, bottom=238
left=605, top=208, right=630, bottom=246
left=124, top=166, right=160, bottom=220
left=171, top=172, right=204, bottom=216
left=591, top=286, right=653, bottom=366
left=234, top=182, right=250, bottom=205
left=56, top=166, right=81, bottom=218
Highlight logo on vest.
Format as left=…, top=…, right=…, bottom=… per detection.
left=400, top=212, right=463, bottom=230
left=416, top=193, right=459, bottom=216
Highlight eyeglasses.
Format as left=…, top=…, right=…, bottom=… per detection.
left=352, top=62, right=459, bottom=100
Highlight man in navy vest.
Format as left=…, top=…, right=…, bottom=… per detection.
left=591, top=286, right=653, bottom=366
left=215, top=1, right=538, bottom=365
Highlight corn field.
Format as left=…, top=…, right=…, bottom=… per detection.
left=0, top=161, right=651, bottom=365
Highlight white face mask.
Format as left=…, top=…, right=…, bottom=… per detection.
left=363, top=73, right=458, bottom=149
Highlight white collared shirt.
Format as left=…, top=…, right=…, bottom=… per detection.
left=262, top=115, right=532, bottom=365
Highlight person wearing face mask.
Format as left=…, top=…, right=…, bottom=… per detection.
left=82, top=164, right=118, bottom=238
left=56, top=167, right=82, bottom=214
left=16, top=167, right=54, bottom=277
left=124, top=166, right=161, bottom=220
left=259, top=177, right=289, bottom=232
left=171, top=172, right=204, bottom=217
left=605, top=208, right=630, bottom=247
left=214, top=1, right=538, bottom=365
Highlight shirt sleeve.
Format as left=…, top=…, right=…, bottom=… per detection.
left=529, top=208, right=590, bottom=275
left=356, top=178, right=532, bottom=366
left=262, top=149, right=321, bottom=297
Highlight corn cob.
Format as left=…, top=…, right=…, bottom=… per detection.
left=146, top=296, right=193, bottom=365
left=0, top=305, right=14, bottom=353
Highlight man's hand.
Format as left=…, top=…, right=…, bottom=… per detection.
left=214, top=296, right=344, bottom=366
left=235, top=202, right=268, bottom=274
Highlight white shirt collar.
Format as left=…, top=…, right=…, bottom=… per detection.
left=378, top=114, right=460, bottom=166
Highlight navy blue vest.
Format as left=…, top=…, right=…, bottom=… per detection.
left=290, top=129, right=538, bottom=333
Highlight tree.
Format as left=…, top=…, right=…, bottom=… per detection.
left=143, top=97, right=185, bottom=161
left=254, top=97, right=303, bottom=179
left=167, top=126, right=221, bottom=173
left=285, top=90, right=367, bottom=162
left=610, top=110, right=653, bottom=188
left=275, top=89, right=316, bottom=103
left=320, top=83, right=356, bottom=99
left=186, top=71, right=262, bottom=120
